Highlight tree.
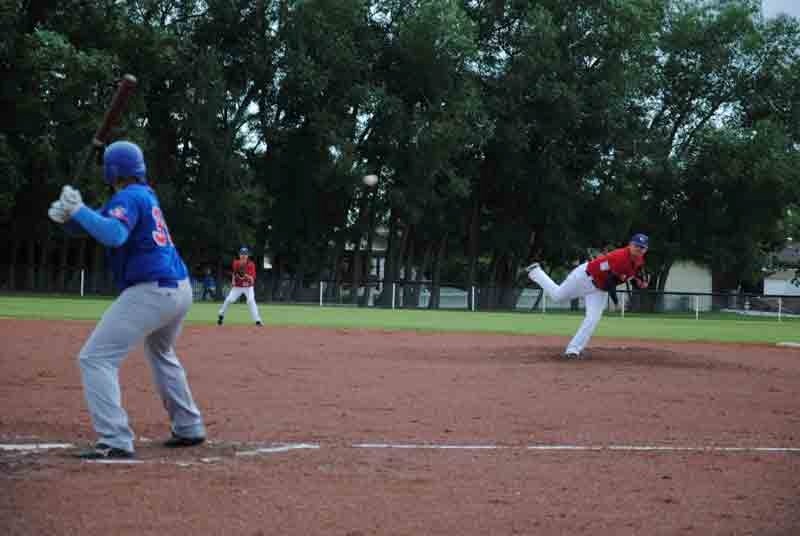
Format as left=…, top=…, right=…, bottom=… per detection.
left=681, top=124, right=800, bottom=290
left=622, top=0, right=800, bottom=296
left=465, top=0, right=663, bottom=307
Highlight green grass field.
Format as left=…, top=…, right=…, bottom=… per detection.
left=1, top=295, right=798, bottom=344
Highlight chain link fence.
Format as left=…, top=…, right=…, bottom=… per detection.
left=2, top=266, right=799, bottom=320
left=269, top=279, right=800, bottom=320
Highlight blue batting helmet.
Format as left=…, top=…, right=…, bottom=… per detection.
left=103, top=141, right=147, bottom=184
left=239, top=246, right=250, bottom=255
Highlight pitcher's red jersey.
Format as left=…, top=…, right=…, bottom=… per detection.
left=586, top=247, right=645, bottom=289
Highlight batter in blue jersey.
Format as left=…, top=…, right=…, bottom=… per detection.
left=48, top=141, right=206, bottom=459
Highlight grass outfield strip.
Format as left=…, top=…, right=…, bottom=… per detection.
left=1, top=295, right=798, bottom=344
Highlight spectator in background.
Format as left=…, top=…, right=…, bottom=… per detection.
left=201, top=268, right=216, bottom=301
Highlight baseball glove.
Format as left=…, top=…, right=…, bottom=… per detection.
left=633, top=269, right=650, bottom=289
left=604, top=273, right=619, bottom=306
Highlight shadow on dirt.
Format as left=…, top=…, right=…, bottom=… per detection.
left=513, top=345, right=754, bottom=372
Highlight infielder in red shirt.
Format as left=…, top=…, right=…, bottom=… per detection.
left=525, top=233, right=650, bottom=359
left=217, top=246, right=263, bottom=326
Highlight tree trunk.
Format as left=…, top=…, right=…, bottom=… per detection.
left=291, top=270, right=304, bottom=302
left=359, top=212, right=377, bottom=307
left=377, top=210, right=399, bottom=308
left=7, top=237, right=18, bottom=291
left=414, top=241, right=433, bottom=309
left=57, top=235, right=69, bottom=291
left=388, top=221, right=409, bottom=308
left=41, top=234, right=52, bottom=292
left=428, top=233, right=448, bottom=309
left=331, top=241, right=347, bottom=302
left=484, top=251, right=499, bottom=309
left=497, top=254, right=524, bottom=309
left=25, top=240, right=36, bottom=290
left=466, top=189, right=480, bottom=310
left=402, top=227, right=416, bottom=308
left=350, top=246, right=362, bottom=305
left=89, top=241, right=101, bottom=294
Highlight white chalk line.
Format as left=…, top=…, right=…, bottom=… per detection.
left=0, top=443, right=74, bottom=451
left=2, top=441, right=799, bottom=466
left=354, top=443, right=800, bottom=453
left=236, top=443, right=321, bottom=456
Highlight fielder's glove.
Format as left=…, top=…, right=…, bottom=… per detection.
left=48, top=200, right=71, bottom=224
left=633, top=270, right=650, bottom=289
left=59, top=185, right=84, bottom=217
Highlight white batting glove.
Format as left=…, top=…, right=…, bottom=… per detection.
left=59, top=185, right=84, bottom=216
left=47, top=200, right=70, bottom=224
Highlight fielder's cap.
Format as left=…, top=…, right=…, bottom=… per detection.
left=239, top=246, right=250, bottom=255
left=630, top=233, right=649, bottom=248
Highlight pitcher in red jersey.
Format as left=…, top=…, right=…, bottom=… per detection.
left=525, top=234, right=650, bottom=359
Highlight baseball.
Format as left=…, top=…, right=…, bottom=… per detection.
left=363, top=174, right=378, bottom=187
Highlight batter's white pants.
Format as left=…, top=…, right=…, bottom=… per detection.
left=218, top=286, right=262, bottom=323
left=529, top=262, right=607, bottom=355
left=78, top=279, right=206, bottom=453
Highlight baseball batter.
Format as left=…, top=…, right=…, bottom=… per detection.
left=526, top=233, right=650, bottom=359
left=48, top=141, right=206, bottom=459
left=217, top=246, right=263, bottom=326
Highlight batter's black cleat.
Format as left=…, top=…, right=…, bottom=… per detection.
left=256, top=321, right=263, bottom=326
left=76, top=443, right=134, bottom=460
left=563, top=351, right=583, bottom=360
left=163, top=434, right=206, bottom=448
left=217, top=315, right=224, bottom=326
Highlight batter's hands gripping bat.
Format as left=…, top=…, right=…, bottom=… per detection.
left=74, top=74, right=138, bottom=181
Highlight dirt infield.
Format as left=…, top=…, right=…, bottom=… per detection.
left=2, top=318, right=799, bottom=535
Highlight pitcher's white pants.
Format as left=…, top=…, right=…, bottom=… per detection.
left=219, top=286, right=262, bottom=323
left=529, top=262, right=607, bottom=355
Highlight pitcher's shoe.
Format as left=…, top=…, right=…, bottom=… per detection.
left=76, top=443, right=134, bottom=460
left=564, top=351, right=584, bottom=360
left=520, top=262, right=541, bottom=283
left=518, top=262, right=540, bottom=280
left=217, top=315, right=224, bottom=326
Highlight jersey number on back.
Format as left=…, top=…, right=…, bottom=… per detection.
left=151, top=207, right=174, bottom=247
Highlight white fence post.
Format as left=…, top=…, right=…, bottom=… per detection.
left=621, top=291, right=625, bottom=318
left=391, top=283, right=396, bottom=310
left=319, top=282, right=323, bottom=307
left=541, top=292, right=546, bottom=313
left=778, top=297, right=782, bottom=322
left=694, top=295, right=699, bottom=320
left=471, top=286, right=476, bottom=312
left=80, top=269, right=85, bottom=297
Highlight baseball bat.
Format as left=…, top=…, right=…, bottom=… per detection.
left=74, top=74, right=138, bottom=180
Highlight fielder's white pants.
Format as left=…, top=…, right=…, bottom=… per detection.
left=219, top=286, right=262, bottom=323
left=529, top=262, right=607, bottom=355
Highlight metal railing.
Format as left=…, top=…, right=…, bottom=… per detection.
left=2, top=266, right=798, bottom=320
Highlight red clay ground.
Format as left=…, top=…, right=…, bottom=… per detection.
left=1, top=318, right=799, bottom=535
